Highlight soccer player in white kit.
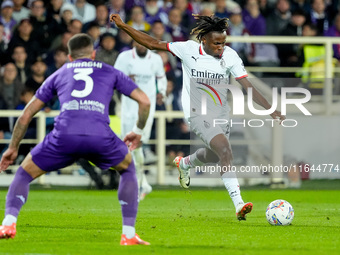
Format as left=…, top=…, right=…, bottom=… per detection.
left=115, top=39, right=167, bottom=200
left=110, top=14, right=285, bottom=220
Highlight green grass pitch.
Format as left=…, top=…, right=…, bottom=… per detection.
left=0, top=183, right=339, bottom=255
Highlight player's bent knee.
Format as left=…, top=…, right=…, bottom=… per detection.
left=114, top=153, right=132, bottom=171
left=21, top=153, right=46, bottom=179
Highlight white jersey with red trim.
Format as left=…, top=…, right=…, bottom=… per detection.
left=167, top=40, right=248, bottom=119
left=115, top=47, right=165, bottom=116
left=115, top=48, right=166, bottom=141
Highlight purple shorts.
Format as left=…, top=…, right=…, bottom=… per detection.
left=30, top=132, right=128, bottom=172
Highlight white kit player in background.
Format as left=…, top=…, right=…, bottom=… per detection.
left=115, top=39, right=167, bottom=200
left=110, top=14, right=285, bottom=220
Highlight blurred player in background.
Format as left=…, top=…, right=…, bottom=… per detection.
left=110, top=14, right=285, bottom=220
left=115, top=37, right=166, bottom=200
left=0, top=33, right=150, bottom=245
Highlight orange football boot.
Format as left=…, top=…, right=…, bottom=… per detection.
left=120, top=234, right=150, bottom=245
left=236, top=202, right=253, bottom=221
left=0, top=223, right=16, bottom=239
left=173, top=156, right=190, bottom=189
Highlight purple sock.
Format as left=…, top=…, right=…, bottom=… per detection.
left=118, top=161, right=139, bottom=227
left=5, top=167, right=33, bottom=217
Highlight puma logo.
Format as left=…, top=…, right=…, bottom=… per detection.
left=191, top=56, right=199, bottom=62
left=16, top=195, right=25, bottom=204
left=119, top=200, right=128, bottom=205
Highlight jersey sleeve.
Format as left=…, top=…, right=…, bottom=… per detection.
left=230, top=52, right=248, bottom=80
left=35, top=72, right=57, bottom=103
left=114, top=69, right=138, bottom=96
left=167, top=41, right=190, bottom=60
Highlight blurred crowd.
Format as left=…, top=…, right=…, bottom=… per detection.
left=0, top=0, right=339, bottom=165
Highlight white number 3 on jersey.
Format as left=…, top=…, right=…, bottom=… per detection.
left=71, top=68, right=94, bottom=98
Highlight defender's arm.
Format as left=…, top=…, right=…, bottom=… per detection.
left=9, top=97, right=45, bottom=150
left=0, top=97, right=45, bottom=171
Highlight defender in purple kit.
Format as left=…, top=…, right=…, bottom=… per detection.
left=0, top=34, right=151, bottom=245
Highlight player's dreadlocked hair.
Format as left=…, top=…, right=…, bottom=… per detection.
left=190, top=14, right=229, bottom=42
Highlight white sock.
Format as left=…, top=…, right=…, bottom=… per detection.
left=221, top=171, right=244, bottom=208
left=132, top=148, right=144, bottom=189
left=180, top=151, right=204, bottom=170
left=2, top=215, right=17, bottom=226
left=122, top=225, right=135, bottom=239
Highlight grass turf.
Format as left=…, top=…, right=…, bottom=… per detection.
left=0, top=187, right=339, bottom=255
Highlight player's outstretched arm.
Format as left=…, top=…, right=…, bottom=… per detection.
left=123, top=88, right=151, bottom=151
left=237, top=77, right=286, bottom=122
left=110, top=14, right=168, bottom=51
left=0, top=97, right=45, bottom=171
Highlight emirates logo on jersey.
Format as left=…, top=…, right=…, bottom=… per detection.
left=220, top=58, right=226, bottom=68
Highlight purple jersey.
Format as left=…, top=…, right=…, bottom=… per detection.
left=35, top=58, right=137, bottom=137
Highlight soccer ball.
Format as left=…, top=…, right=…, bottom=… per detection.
left=266, top=199, right=294, bottom=226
